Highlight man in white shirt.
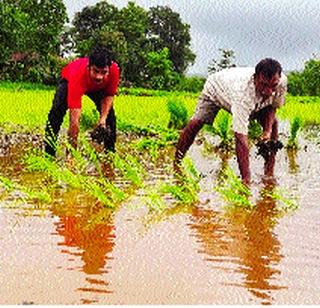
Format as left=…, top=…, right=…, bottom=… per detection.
left=174, top=58, right=287, bottom=185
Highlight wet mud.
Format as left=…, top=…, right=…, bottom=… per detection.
left=1, top=128, right=320, bottom=304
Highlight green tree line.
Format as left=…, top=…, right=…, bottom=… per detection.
left=0, top=0, right=319, bottom=94
left=0, top=0, right=201, bottom=90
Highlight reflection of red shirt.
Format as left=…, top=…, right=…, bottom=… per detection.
left=61, top=58, right=120, bottom=109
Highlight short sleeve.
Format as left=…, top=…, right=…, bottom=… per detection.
left=67, top=81, right=83, bottom=109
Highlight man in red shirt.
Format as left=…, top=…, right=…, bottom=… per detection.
left=44, top=46, right=120, bottom=156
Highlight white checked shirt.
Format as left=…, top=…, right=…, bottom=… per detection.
left=202, top=67, right=287, bottom=135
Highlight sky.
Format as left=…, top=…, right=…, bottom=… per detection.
left=64, top=0, right=320, bottom=76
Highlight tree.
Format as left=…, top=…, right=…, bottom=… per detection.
left=71, top=1, right=118, bottom=55
left=147, top=6, right=196, bottom=74
left=117, top=2, right=149, bottom=84
left=86, top=25, right=129, bottom=69
left=287, top=71, right=306, bottom=96
left=145, top=47, right=179, bottom=90
left=2, top=0, right=68, bottom=55
left=287, top=56, right=320, bottom=96
left=0, top=2, right=35, bottom=62
left=0, top=0, right=68, bottom=82
left=208, top=48, right=236, bottom=74
left=301, top=58, right=320, bottom=96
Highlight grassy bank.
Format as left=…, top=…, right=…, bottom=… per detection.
left=0, top=82, right=320, bottom=133
left=0, top=85, right=196, bottom=132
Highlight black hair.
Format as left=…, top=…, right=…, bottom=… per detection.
left=88, top=46, right=113, bottom=68
left=255, top=58, right=282, bottom=80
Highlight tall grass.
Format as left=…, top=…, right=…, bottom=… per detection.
left=277, top=95, right=320, bottom=126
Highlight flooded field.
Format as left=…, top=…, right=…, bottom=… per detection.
left=1, top=130, right=320, bottom=305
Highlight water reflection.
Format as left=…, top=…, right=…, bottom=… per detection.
left=286, top=148, right=299, bottom=174
left=51, top=193, right=115, bottom=303
left=189, top=183, right=287, bottom=304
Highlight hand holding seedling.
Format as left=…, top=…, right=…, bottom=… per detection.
left=256, top=139, right=283, bottom=159
left=91, top=124, right=108, bottom=144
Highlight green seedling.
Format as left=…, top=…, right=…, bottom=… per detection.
left=204, top=111, right=233, bottom=150
left=162, top=156, right=200, bottom=205
left=287, top=116, right=302, bottom=149
left=167, top=99, right=188, bottom=130
left=0, top=175, right=51, bottom=204
left=216, top=167, right=253, bottom=209
left=113, top=152, right=146, bottom=188
left=248, top=120, right=262, bottom=140
left=261, top=187, right=299, bottom=213
left=80, top=108, right=99, bottom=131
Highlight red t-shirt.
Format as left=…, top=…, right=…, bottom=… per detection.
left=61, top=58, right=120, bottom=109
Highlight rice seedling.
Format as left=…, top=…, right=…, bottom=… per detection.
left=161, top=156, right=200, bottom=205
left=0, top=174, right=51, bottom=204
left=142, top=187, right=167, bottom=211
left=112, top=152, right=146, bottom=188
left=248, top=120, right=262, bottom=140
left=23, top=145, right=129, bottom=208
left=80, top=108, right=99, bottom=131
left=204, top=110, right=233, bottom=150
left=167, top=98, right=188, bottom=130
left=216, top=166, right=299, bottom=212
left=216, top=166, right=253, bottom=209
left=260, top=186, right=299, bottom=213
left=287, top=116, right=302, bottom=149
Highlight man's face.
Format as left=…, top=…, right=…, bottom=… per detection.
left=88, top=65, right=109, bottom=84
left=255, top=72, right=280, bottom=99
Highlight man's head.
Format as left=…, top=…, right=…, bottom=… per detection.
left=254, top=58, right=282, bottom=99
left=88, top=46, right=113, bottom=84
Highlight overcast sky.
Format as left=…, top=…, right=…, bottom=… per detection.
left=64, top=0, right=320, bottom=76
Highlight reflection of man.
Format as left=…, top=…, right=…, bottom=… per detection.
left=53, top=205, right=115, bottom=275
left=174, top=58, right=287, bottom=185
left=44, top=46, right=120, bottom=156
left=189, top=184, right=284, bottom=304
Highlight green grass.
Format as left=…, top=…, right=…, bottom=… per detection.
left=277, top=94, right=320, bottom=126
left=1, top=83, right=319, bottom=134
left=0, top=87, right=196, bottom=133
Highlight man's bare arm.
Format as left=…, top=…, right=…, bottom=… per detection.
left=234, top=132, right=250, bottom=185
left=98, top=96, right=114, bottom=127
left=174, top=118, right=204, bottom=166
left=68, top=108, right=81, bottom=149
left=260, top=105, right=276, bottom=140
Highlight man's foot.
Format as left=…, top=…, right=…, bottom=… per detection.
left=261, top=174, right=278, bottom=187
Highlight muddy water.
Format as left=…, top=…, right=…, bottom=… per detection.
left=1, top=133, right=320, bottom=305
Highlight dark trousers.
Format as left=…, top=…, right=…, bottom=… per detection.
left=44, top=79, right=116, bottom=156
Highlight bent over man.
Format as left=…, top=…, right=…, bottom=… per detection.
left=44, top=46, right=120, bottom=156
left=174, top=58, right=287, bottom=185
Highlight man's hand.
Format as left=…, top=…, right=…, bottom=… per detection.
left=90, top=124, right=107, bottom=144
left=235, top=132, right=251, bottom=185
left=98, top=96, right=113, bottom=127
left=68, top=108, right=81, bottom=149
left=97, top=119, right=107, bottom=128
left=256, top=139, right=283, bottom=159
left=260, top=131, right=272, bottom=141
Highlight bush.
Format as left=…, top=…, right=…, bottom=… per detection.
left=174, top=76, right=205, bottom=93
left=287, top=57, right=320, bottom=96
left=0, top=54, right=71, bottom=85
